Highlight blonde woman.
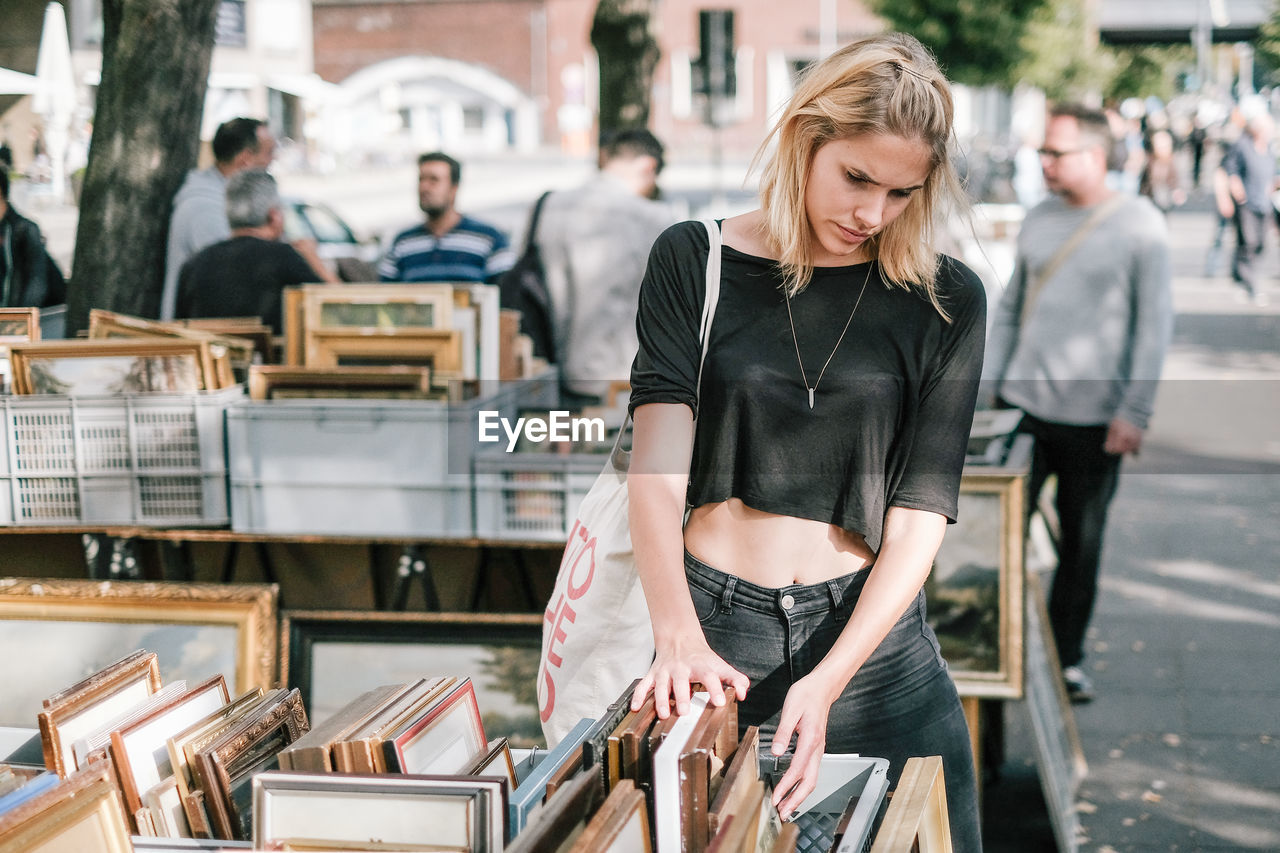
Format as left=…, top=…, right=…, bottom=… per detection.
left=626, top=33, right=985, bottom=849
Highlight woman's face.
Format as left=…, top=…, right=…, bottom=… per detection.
left=803, top=133, right=932, bottom=266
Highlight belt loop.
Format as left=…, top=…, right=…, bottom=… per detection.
left=826, top=579, right=843, bottom=610
left=719, top=576, right=737, bottom=614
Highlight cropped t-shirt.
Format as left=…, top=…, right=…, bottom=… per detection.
left=629, top=220, right=987, bottom=552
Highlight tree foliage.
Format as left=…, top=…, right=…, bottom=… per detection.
left=68, top=0, right=219, bottom=332
left=867, top=0, right=1050, bottom=88
left=590, top=0, right=660, bottom=136
left=1015, top=0, right=1104, bottom=101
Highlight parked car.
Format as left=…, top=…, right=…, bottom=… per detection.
left=281, top=198, right=380, bottom=280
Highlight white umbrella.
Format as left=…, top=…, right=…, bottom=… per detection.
left=33, top=1, right=76, bottom=201
left=0, top=67, right=40, bottom=96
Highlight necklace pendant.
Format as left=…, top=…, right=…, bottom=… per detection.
left=808, top=387, right=815, bottom=409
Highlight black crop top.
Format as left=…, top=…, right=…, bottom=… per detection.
left=629, top=220, right=987, bottom=552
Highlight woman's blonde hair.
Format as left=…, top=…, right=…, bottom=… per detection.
left=754, top=32, right=965, bottom=312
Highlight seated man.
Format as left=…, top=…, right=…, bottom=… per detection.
left=175, top=170, right=335, bottom=333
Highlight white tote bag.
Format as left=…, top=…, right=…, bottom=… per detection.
left=537, top=219, right=722, bottom=746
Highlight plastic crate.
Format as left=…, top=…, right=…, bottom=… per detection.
left=0, top=387, right=241, bottom=527
left=472, top=449, right=605, bottom=542
left=227, top=376, right=556, bottom=538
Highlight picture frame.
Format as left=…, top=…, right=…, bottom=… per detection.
left=247, top=364, right=432, bottom=401
left=177, top=318, right=274, bottom=365
left=36, top=650, right=163, bottom=777
left=2, top=579, right=278, bottom=738
left=0, top=762, right=132, bottom=853
left=305, top=328, right=464, bottom=377
left=929, top=439, right=1031, bottom=699
left=251, top=770, right=506, bottom=853
left=87, top=309, right=251, bottom=384
left=6, top=339, right=214, bottom=395
left=109, top=675, right=231, bottom=825
left=384, top=679, right=487, bottom=775
left=470, top=737, right=517, bottom=790
left=142, top=775, right=188, bottom=838
left=0, top=307, right=40, bottom=343
left=567, top=779, right=652, bottom=853
left=506, top=765, right=604, bottom=853
left=508, top=716, right=593, bottom=836
left=167, top=687, right=266, bottom=809
left=280, top=611, right=543, bottom=748
left=301, top=283, right=456, bottom=335
left=192, top=688, right=308, bottom=841
left=867, top=756, right=952, bottom=853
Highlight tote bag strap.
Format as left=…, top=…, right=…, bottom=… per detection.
left=611, top=219, right=723, bottom=471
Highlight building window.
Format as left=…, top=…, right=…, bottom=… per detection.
left=463, top=107, right=485, bottom=132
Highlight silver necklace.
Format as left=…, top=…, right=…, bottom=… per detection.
left=784, top=261, right=874, bottom=410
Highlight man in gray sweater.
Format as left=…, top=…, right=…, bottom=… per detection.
left=985, top=103, right=1174, bottom=702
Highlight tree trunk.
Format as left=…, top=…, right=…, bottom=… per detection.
left=67, top=0, right=219, bottom=333
left=590, top=0, right=659, bottom=136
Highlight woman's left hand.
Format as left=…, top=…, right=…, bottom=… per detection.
left=768, top=671, right=843, bottom=820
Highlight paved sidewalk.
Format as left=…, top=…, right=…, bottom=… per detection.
left=985, top=207, right=1280, bottom=852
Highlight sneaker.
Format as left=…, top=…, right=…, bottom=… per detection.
left=1062, top=666, right=1095, bottom=704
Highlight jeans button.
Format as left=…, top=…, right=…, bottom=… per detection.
left=780, top=593, right=795, bottom=610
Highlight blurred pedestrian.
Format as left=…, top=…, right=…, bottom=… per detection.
left=1223, top=113, right=1276, bottom=304
left=1139, top=129, right=1186, bottom=214
left=535, top=128, right=676, bottom=409
left=986, top=103, right=1173, bottom=703
left=0, top=169, right=53, bottom=307
left=378, top=152, right=514, bottom=284
left=0, top=138, right=12, bottom=172
left=175, top=170, right=335, bottom=333
left=162, top=117, right=276, bottom=320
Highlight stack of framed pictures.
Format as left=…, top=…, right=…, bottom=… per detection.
left=247, top=364, right=434, bottom=401
left=0, top=762, right=132, bottom=852
left=283, top=282, right=510, bottom=384
left=0, top=307, right=40, bottom=394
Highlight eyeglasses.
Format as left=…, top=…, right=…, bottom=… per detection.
left=1037, top=147, right=1085, bottom=160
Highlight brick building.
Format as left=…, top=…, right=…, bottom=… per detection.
left=310, top=0, right=883, bottom=161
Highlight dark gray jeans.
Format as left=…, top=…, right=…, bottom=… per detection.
left=684, top=550, right=982, bottom=853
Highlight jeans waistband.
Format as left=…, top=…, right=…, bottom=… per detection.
left=683, top=549, right=873, bottom=616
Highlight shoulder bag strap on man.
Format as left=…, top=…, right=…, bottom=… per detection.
left=1019, top=193, right=1127, bottom=328
left=524, top=191, right=553, bottom=251
left=611, top=219, right=723, bottom=472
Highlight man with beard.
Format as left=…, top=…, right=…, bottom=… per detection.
left=378, top=152, right=514, bottom=284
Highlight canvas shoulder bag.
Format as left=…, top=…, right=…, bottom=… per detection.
left=537, top=219, right=722, bottom=746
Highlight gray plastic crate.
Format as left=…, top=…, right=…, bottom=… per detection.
left=227, top=376, right=555, bottom=538
left=472, top=449, right=604, bottom=542
left=0, top=387, right=241, bottom=527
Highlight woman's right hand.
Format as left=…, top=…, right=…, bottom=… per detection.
left=630, top=632, right=749, bottom=718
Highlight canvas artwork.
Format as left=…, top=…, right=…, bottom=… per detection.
left=24, top=353, right=203, bottom=394
left=0, top=621, right=236, bottom=729
left=927, top=490, right=1004, bottom=674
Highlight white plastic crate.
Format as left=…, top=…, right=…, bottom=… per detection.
left=472, top=449, right=604, bottom=542
left=227, top=376, right=556, bottom=538
left=0, top=387, right=241, bottom=527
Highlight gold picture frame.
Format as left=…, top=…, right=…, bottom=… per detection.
left=0, top=578, right=278, bottom=751
left=300, top=283, right=456, bottom=335
left=6, top=338, right=215, bottom=395
left=0, top=762, right=132, bottom=852
left=87, top=310, right=244, bottom=387
left=248, top=364, right=433, bottom=401
left=868, top=756, right=952, bottom=853
left=928, top=437, right=1031, bottom=699
left=0, top=306, right=40, bottom=344
left=306, top=328, right=464, bottom=376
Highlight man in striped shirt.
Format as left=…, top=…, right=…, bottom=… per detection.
left=378, top=152, right=515, bottom=284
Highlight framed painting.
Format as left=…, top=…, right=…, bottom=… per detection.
left=247, top=364, right=432, bottom=401
left=0, top=763, right=132, bottom=853
left=928, top=436, right=1031, bottom=699
left=88, top=309, right=252, bottom=381
left=300, top=283, right=456, bottom=334
left=0, top=578, right=277, bottom=735
left=281, top=611, right=543, bottom=748
left=252, top=770, right=505, bottom=852
left=305, top=328, right=464, bottom=377
left=384, top=679, right=486, bottom=775
left=6, top=339, right=213, bottom=395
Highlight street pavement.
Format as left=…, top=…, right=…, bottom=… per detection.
left=14, top=164, right=1280, bottom=852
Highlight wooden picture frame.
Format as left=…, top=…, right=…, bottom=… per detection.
left=0, top=307, right=41, bottom=342
left=109, top=675, right=230, bottom=826
left=507, top=765, right=604, bottom=853
left=384, top=678, right=487, bottom=775
left=470, top=737, right=517, bottom=790
left=192, top=689, right=308, bottom=841
left=88, top=309, right=251, bottom=382
left=0, top=762, right=132, bottom=852
left=868, top=756, right=952, bottom=853
left=167, top=688, right=266, bottom=811
left=251, top=770, right=505, bottom=853
left=305, top=327, right=464, bottom=376
left=329, top=677, right=455, bottom=775
left=36, top=651, right=163, bottom=778
left=2, top=579, right=277, bottom=739
left=280, top=611, right=543, bottom=748
left=177, top=318, right=273, bottom=365
left=568, top=779, right=652, bottom=853
left=6, top=338, right=215, bottom=395
left=301, top=283, right=456, bottom=334
left=142, top=774, right=188, bottom=838
left=247, top=364, right=432, bottom=401
left=930, top=436, right=1032, bottom=699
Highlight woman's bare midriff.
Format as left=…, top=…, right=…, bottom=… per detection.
left=683, top=498, right=876, bottom=587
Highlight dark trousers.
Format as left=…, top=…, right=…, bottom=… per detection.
left=1019, top=414, right=1123, bottom=669
left=684, top=551, right=982, bottom=853
left=1232, top=207, right=1267, bottom=296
